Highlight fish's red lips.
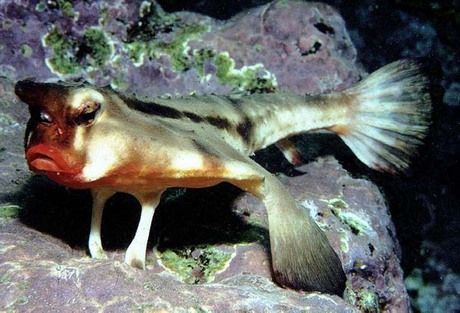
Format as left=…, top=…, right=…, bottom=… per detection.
left=26, top=144, right=80, bottom=175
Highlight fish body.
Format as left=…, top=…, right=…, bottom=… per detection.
left=15, top=60, right=431, bottom=295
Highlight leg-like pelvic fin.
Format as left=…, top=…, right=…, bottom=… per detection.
left=125, top=191, right=163, bottom=269
left=89, top=188, right=115, bottom=259
left=276, top=138, right=304, bottom=166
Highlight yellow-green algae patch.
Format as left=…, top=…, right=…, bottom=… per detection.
left=82, top=27, right=114, bottom=67
left=358, top=289, right=380, bottom=313
left=43, top=27, right=79, bottom=75
left=124, top=1, right=209, bottom=71
left=125, top=23, right=208, bottom=70
left=345, top=287, right=381, bottom=313
left=323, top=197, right=372, bottom=235
left=192, top=48, right=216, bottom=77
left=123, top=2, right=277, bottom=94
left=0, top=204, right=21, bottom=219
left=158, top=246, right=233, bottom=284
left=35, top=0, right=75, bottom=17
left=43, top=27, right=113, bottom=75
left=189, top=49, right=278, bottom=93
left=339, top=230, right=350, bottom=253
left=57, top=0, right=75, bottom=18
left=214, top=52, right=277, bottom=93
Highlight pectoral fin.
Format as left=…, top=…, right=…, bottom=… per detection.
left=217, top=148, right=346, bottom=295
left=167, top=132, right=346, bottom=294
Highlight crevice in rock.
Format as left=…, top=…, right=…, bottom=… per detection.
left=314, top=22, right=335, bottom=35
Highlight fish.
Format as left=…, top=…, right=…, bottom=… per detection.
left=14, top=60, right=431, bottom=295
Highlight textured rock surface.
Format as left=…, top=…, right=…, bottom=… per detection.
left=0, top=153, right=406, bottom=312
left=0, top=0, right=360, bottom=97
left=0, top=1, right=411, bottom=312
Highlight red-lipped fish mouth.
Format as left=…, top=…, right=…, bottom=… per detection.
left=26, top=144, right=79, bottom=174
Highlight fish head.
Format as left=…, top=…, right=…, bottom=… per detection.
left=15, top=80, right=107, bottom=185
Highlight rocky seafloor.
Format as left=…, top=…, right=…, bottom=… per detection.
left=0, top=0, right=459, bottom=312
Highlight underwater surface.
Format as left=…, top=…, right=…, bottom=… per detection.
left=0, top=1, right=459, bottom=312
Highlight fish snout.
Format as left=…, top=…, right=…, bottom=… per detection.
left=26, top=144, right=79, bottom=174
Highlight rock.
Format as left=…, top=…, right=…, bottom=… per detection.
left=1, top=157, right=404, bottom=312
left=0, top=1, right=410, bottom=312
left=0, top=0, right=360, bottom=96
left=0, top=155, right=409, bottom=312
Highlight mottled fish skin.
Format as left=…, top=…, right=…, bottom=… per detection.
left=120, top=91, right=350, bottom=157
left=14, top=59, right=431, bottom=296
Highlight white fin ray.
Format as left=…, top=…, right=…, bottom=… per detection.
left=333, top=60, right=431, bottom=173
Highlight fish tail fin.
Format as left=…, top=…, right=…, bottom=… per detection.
left=332, top=60, right=432, bottom=173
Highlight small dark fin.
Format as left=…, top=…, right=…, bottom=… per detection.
left=333, top=60, right=431, bottom=173
left=276, top=138, right=304, bottom=166
left=263, top=175, right=346, bottom=295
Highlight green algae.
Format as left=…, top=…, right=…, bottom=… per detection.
left=123, top=2, right=277, bottom=93
left=214, top=52, right=277, bottom=93
left=57, top=0, right=75, bottom=18
left=126, top=23, right=208, bottom=71
left=156, top=24, right=207, bottom=71
left=82, top=27, right=113, bottom=67
left=43, top=27, right=112, bottom=75
left=0, top=204, right=21, bottom=218
left=323, top=197, right=372, bottom=235
left=344, top=287, right=357, bottom=306
left=358, top=289, right=380, bottom=313
left=99, top=7, right=110, bottom=26
left=20, top=44, right=33, bottom=58
left=158, top=246, right=232, bottom=284
left=43, top=28, right=79, bottom=75
left=338, top=211, right=372, bottom=235
left=328, top=198, right=349, bottom=210
left=192, top=48, right=215, bottom=76
left=192, top=47, right=277, bottom=93
left=340, top=231, right=350, bottom=253
left=35, top=0, right=75, bottom=17
left=125, top=0, right=209, bottom=71
left=345, top=287, right=380, bottom=313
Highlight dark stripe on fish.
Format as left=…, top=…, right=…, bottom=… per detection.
left=122, top=95, right=233, bottom=131
left=183, top=112, right=205, bottom=123
left=205, top=116, right=232, bottom=130
left=236, top=117, right=254, bottom=144
left=124, top=97, right=184, bottom=119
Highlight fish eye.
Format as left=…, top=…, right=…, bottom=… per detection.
left=39, top=111, right=53, bottom=124
left=74, top=101, right=101, bottom=126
